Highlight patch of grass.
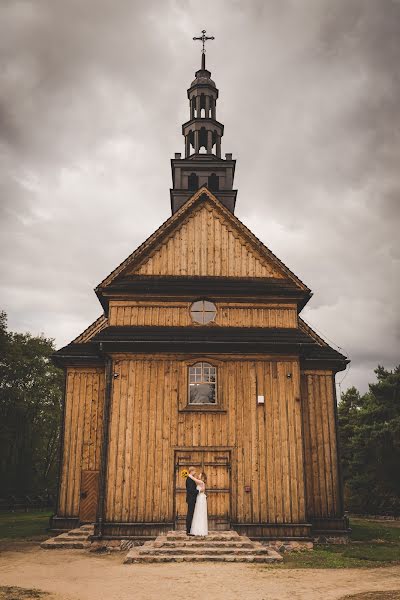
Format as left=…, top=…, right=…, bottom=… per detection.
left=0, top=587, right=49, bottom=600
left=0, top=511, right=52, bottom=540
left=341, top=543, right=400, bottom=562
left=350, top=518, right=400, bottom=543
left=277, top=544, right=400, bottom=569
left=263, top=517, right=400, bottom=569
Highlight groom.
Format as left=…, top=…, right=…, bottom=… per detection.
left=185, top=466, right=199, bottom=535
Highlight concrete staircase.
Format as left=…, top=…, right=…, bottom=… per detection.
left=41, top=524, right=94, bottom=549
left=124, top=530, right=283, bottom=563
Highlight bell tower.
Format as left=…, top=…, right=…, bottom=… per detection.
left=170, top=30, right=237, bottom=214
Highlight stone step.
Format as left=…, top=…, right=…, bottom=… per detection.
left=168, top=530, right=239, bottom=535
left=41, top=539, right=90, bottom=549
left=166, top=534, right=240, bottom=542
left=61, top=539, right=89, bottom=545
left=124, top=530, right=283, bottom=564
left=138, top=547, right=272, bottom=556
left=172, top=532, right=239, bottom=535
left=65, top=529, right=91, bottom=538
left=40, top=524, right=93, bottom=549
left=57, top=533, right=89, bottom=541
left=124, top=552, right=282, bottom=564
left=158, top=540, right=255, bottom=548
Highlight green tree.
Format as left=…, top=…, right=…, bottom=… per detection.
left=0, top=311, right=63, bottom=497
left=339, top=365, right=400, bottom=514
left=337, top=386, right=362, bottom=485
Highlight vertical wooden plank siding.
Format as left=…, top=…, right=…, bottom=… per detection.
left=108, top=301, right=298, bottom=328
left=58, top=368, right=105, bottom=517
left=127, top=206, right=285, bottom=278
left=103, top=356, right=306, bottom=525
left=59, top=361, right=342, bottom=526
left=301, top=371, right=341, bottom=518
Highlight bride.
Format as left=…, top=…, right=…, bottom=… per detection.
left=188, top=471, right=208, bottom=536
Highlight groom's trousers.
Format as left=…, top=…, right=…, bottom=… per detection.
left=186, top=498, right=197, bottom=534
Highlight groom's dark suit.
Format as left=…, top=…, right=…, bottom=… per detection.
left=185, top=475, right=199, bottom=535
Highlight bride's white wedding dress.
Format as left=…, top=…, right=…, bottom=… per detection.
left=190, top=485, right=208, bottom=536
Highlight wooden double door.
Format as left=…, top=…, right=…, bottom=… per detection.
left=174, top=449, right=231, bottom=530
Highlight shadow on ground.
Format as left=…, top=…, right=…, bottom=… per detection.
left=340, top=591, right=400, bottom=599
left=0, top=587, right=50, bottom=600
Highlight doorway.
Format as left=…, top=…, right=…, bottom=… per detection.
left=79, top=470, right=99, bottom=523
left=174, top=449, right=231, bottom=530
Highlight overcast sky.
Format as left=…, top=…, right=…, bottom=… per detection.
left=1, top=0, right=399, bottom=393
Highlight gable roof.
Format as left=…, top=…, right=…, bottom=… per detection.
left=53, top=322, right=348, bottom=373
left=71, top=315, right=108, bottom=344
left=67, top=313, right=336, bottom=351
left=96, top=187, right=310, bottom=292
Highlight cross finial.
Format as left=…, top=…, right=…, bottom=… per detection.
left=193, top=30, right=214, bottom=69
left=193, top=29, right=215, bottom=54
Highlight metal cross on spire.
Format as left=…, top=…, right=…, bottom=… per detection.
left=193, top=30, right=214, bottom=69
left=193, top=29, right=215, bottom=54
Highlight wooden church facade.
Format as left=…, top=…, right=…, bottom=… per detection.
left=52, top=54, right=349, bottom=541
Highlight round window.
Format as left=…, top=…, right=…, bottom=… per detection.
left=190, top=300, right=217, bottom=324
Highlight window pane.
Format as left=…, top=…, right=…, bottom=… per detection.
left=203, top=367, right=216, bottom=382
left=203, top=311, right=216, bottom=324
left=189, top=383, right=216, bottom=404
left=191, top=301, right=203, bottom=312
left=191, top=311, right=204, bottom=324
left=203, top=301, right=216, bottom=312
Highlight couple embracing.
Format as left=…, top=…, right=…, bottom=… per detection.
left=185, top=466, right=208, bottom=536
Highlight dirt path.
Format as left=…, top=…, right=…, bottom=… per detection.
left=0, top=544, right=399, bottom=600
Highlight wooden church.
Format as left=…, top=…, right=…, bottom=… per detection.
left=51, top=47, right=350, bottom=542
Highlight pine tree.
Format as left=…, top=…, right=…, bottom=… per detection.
left=338, top=366, right=400, bottom=514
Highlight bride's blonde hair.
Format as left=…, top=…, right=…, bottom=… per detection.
left=199, top=471, right=207, bottom=483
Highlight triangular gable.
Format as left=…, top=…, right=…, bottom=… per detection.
left=97, top=187, right=309, bottom=290
left=129, top=203, right=286, bottom=278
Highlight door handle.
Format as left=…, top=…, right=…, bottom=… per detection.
left=80, top=491, right=88, bottom=499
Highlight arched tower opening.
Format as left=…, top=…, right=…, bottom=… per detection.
left=208, top=173, right=219, bottom=191
left=188, top=172, right=199, bottom=191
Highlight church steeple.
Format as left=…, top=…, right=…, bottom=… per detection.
left=170, top=31, right=237, bottom=215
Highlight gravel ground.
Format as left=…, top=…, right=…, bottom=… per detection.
left=0, top=543, right=399, bottom=600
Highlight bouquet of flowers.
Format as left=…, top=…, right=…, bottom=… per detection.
left=181, top=468, right=189, bottom=479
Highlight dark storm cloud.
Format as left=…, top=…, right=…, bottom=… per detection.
left=1, top=0, right=399, bottom=393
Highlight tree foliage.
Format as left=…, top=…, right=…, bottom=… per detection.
left=0, top=311, right=63, bottom=496
left=338, top=365, right=400, bottom=515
